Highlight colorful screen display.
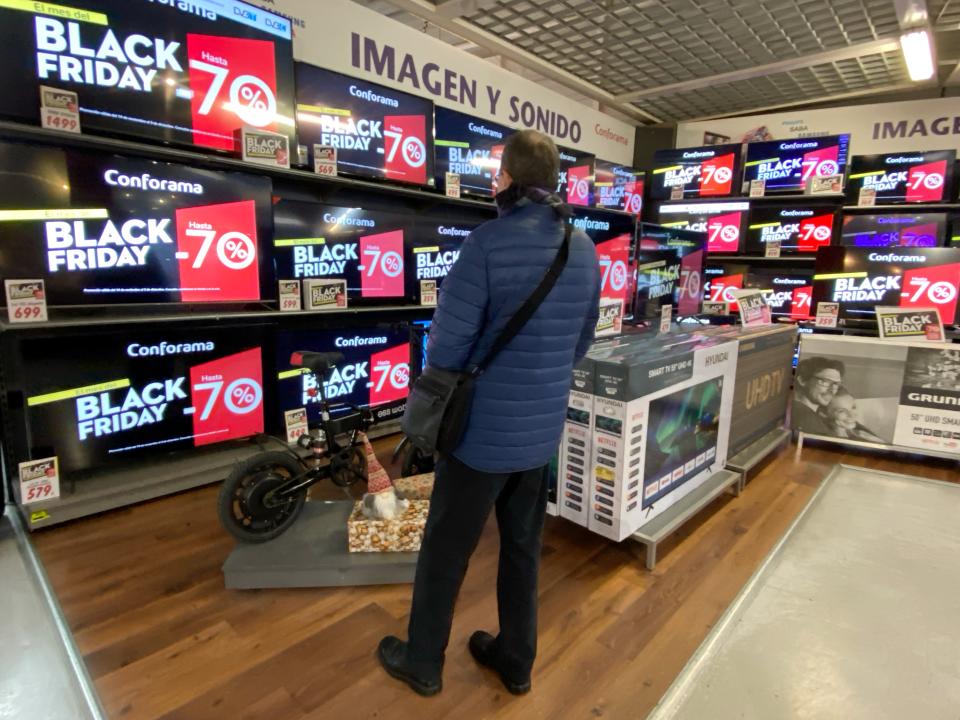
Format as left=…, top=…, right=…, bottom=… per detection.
left=295, top=64, right=434, bottom=187
left=594, top=160, right=644, bottom=214
left=813, top=247, right=960, bottom=324
left=572, top=209, right=636, bottom=332
left=745, top=206, right=838, bottom=254
left=656, top=201, right=750, bottom=254
left=23, top=324, right=268, bottom=472
left=406, top=208, right=487, bottom=302
left=744, top=135, right=850, bottom=193
left=433, top=106, right=508, bottom=197
left=840, top=213, right=947, bottom=248
left=557, top=146, right=596, bottom=207
left=0, top=0, right=296, bottom=151
left=275, top=325, right=411, bottom=425
left=272, top=200, right=413, bottom=303
left=635, top=223, right=706, bottom=318
left=0, top=141, right=273, bottom=306
left=846, top=150, right=955, bottom=203
left=704, top=263, right=747, bottom=311
left=746, top=269, right=815, bottom=320
left=650, top=143, right=742, bottom=201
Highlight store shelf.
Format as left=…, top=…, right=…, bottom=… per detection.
left=842, top=203, right=960, bottom=212
left=0, top=120, right=495, bottom=211
left=656, top=193, right=845, bottom=206
left=708, top=255, right=816, bottom=263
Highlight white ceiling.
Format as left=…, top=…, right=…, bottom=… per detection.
left=366, top=0, right=960, bottom=125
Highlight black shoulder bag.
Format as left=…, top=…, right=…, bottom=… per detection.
left=401, top=223, right=571, bottom=455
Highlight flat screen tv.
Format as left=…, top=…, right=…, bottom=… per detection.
left=275, top=325, right=411, bottom=426
left=656, top=201, right=750, bottom=254
left=634, top=223, right=706, bottom=318
left=295, top=64, right=434, bottom=187
left=813, top=246, right=960, bottom=324
left=571, top=209, right=637, bottom=334
left=840, top=213, right=947, bottom=248
left=406, top=207, right=488, bottom=303
left=272, top=199, right=414, bottom=304
left=0, top=0, right=296, bottom=151
left=650, top=143, right=742, bottom=201
left=743, top=135, right=850, bottom=194
left=0, top=140, right=274, bottom=307
left=846, top=150, right=956, bottom=203
left=594, top=160, right=644, bottom=214
left=745, top=269, right=815, bottom=320
left=22, top=323, right=269, bottom=473
left=704, top=263, right=748, bottom=311
left=556, top=146, right=596, bottom=207
left=433, top=106, right=508, bottom=197
left=745, top=206, right=838, bottom=254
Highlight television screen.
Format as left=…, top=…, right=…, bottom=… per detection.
left=295, top=64, right=434, bottom=187
left=657, top=201, right=750, bottom=254
left=635, top=223, right=706, bottom=318
left=703, top=263, right=748, bottom=311
left=572, top=209, right=636, bottom=333
left=643, top=377, right=723, bottom=508
left=745, top=269, right=815, bottom=320
left=0, top=141, right=273, bottom=306
left=840, top=213, right=946, bottom=248
left=744, top=135, right=850, bottom=193
left=23, top=323, right=268, bottom=473
left=846, top=150, right=956, bottom=203
left=272, top=200, right=414, bottom=303
left=813, top=247, right=960, bottom=324
left=594, top=160, right=645, bottom=214
left=745, top=206, right=838, bottom=254
left=650, top=143, right=742, bottom=201
left=556, top=146, right=596, bottom=207
left=406, top=207, right=488, bottom=304
left=275, top=325, right=411, bottom=426
left=0, top=0, right=296, bottom=151
left=433, top=107, right=508, bottom=197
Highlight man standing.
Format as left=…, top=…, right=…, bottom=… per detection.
left=793, top=356, right=845, bottom=434
left=378, top=130, right=601, bottom=696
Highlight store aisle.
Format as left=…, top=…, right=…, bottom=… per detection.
left=0, top=506, right=104, bottom=720
left=649, top=464, right=960, bottom=720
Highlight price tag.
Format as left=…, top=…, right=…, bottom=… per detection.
left=670, top=186, right=684, bottom=200
left=19, top=457, right=59, bottom=506
left=659, top=304, right=672, bottom=334
left=278, top=280, right=301, bottom=312
left=702, top=301, right=728, bottom=315
left=420, top=279, right=438, bottom=306
left=764, top=239, right=782, bottom=258
left=445, top=172, right=461, bottom=199
left=858, top=187, right=877, bottom=207
left=284, top=408, right=309, bottom=444
left=749, top=179, right=766, bottom=197
left=39, top=86, right=80, bottom=134
left=815, top=302, right=840, bottom=328
left=313, top=145, right=337, bottom=177
left=5, top=279, right=48, bottom=323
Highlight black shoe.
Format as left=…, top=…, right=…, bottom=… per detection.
left=377, top=636, right=442, bottom=697
left=468, top=631, right=532, bottom=695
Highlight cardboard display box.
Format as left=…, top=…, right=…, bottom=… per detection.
left=394, top=473, right=434, bottom=501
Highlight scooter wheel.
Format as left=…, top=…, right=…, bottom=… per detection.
left=217, top=452, right=307, bottom=543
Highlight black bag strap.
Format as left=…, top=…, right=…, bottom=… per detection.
left=472, top=222, right=571, bottom=376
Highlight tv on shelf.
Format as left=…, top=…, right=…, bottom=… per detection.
left=0, top=140, right=274, bottom=307
left=433, top=106, right=509, bottom=198
left=634, top=223, right=706, bottom=318
left=744, top=206, right=838, bottom=254
left=594, top=160, right=645, bottom=214
left=556, top=146, right=596, bottom=207
left=295, top=63, right=435, bottom=187
left=0, top=0, right=296, bottom=152
left=656, top=201, right=750, bottom=254
left=571, top=208, right=637, bottom=334
left=846, top=150, right=956, bottom=204
left=745, top=269, right=815, bottom=320
left=649, top=143, right=743, bottom=201
left=743, top=135, right=850, bottom=194
left=840, top=213, right=948, bottom=248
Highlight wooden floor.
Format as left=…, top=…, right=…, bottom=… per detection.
left=32, top=440, right=958, bottom=720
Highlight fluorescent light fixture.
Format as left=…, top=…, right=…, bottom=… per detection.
left=900, top=28, right=935, bottom=81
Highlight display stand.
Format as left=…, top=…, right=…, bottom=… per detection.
left=796, top=432, right=960, bottom=464
left=631, top=469, right=740, bottom=570
left=726, top=427, right=791, bottom=492
left=222, top=501, right=419, bottom=589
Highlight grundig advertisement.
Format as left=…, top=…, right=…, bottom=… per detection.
left=793, top=334, right=960, bottom=457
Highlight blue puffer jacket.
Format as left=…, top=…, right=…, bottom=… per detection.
left=426, top=196, right=600, bottom=473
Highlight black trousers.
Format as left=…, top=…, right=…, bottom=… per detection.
left=406, top=453, right=548, bottom=678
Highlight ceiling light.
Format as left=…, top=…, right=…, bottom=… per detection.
left=900, top=28, right=935, bottom=81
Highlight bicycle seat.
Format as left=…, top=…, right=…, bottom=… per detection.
left=290, top=351, right=345, bottom=377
